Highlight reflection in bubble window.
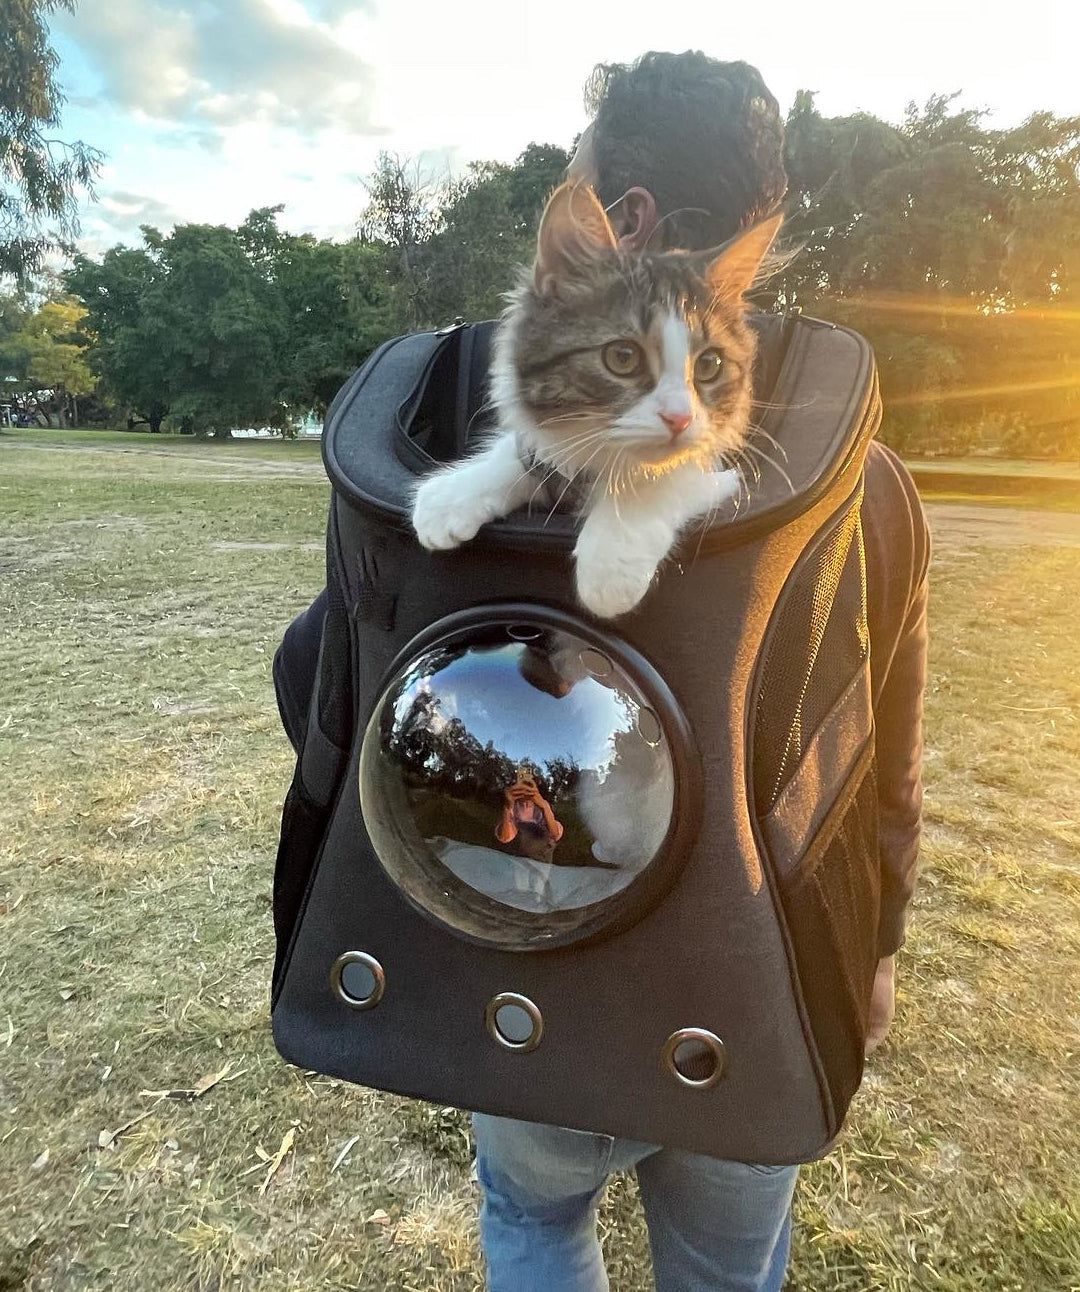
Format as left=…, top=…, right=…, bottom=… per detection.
left=359, top=619, right=682, bottom=950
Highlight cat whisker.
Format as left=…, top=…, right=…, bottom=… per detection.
left=525, top=449, right=598, bottom=512
left=749, top=425, right=790, bottom=462
left=607, top=452, right=630, bottom=524
left=729, top=445, right=762, bottom=487
left=465, top=395, right=500, bottom=438
left=642, top=205, right=712, bottom=250
left=748, top=397, right=814, bottom=414
left=517, top=427, right=612, bottom=502
left=534, top=411, right=604, bottom=430
left=544, top=442, right=607, bottom=524
left=743, top=441, right=795, bottom=495
left=534, top=429, right=612, bottom=478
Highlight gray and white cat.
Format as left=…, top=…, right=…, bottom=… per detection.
left=412, top=182, right=781, bottom=619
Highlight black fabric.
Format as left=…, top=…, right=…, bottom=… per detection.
left=273, top=591, right=327, bottom=756
left=271, top=778, right=332, bottom=996
left=777, top=764, right=880, bottom=1126
left=271, top=541, right=354, bottom=995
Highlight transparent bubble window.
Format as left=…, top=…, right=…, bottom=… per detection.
left=359, top=610, right=695, bottom=950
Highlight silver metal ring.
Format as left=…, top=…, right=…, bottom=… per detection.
left=330, top=951, right=386, bottom=1011
left=661, top=1028, right=726, bottom=1088
left=485, top=992, right=543, bottom=1053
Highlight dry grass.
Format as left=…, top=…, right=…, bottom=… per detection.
left=1, top=433, right=1078, bottom=1291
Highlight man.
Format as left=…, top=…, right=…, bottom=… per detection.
left=471, top=51, right=930, bottom=1292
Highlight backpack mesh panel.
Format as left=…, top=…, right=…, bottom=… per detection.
left=754, top=503, right=868, bottom=814
left=752, top=496, right=879, bottom=1129
left=780, top=767, right=880, bottom=1124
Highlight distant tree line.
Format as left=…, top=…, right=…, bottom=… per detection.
left=3, top=94, right=1079, bottom=456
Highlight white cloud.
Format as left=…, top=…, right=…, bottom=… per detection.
left=58, top=0, right=378, bottom=136
left=57, top=0, right=1078, bottom=264
left=308, top=0, right=375, bottom=18
left=98, top=190, right=181, bottom=229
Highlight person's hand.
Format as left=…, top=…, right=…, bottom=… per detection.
left=865, top=954, right=896, bottom=1057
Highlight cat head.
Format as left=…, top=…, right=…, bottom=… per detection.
left=496, top=181, right=781, bottom=482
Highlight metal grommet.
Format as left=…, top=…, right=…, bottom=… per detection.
left=661, top=1028, right=726, bottom=1088
left=485, top=992, right=543, bottom=1053
left=330, top=952, right=386, bottom=1011
left=637, top=707, right=662, bottom=747
left=578, top=648, right=612, bottom=679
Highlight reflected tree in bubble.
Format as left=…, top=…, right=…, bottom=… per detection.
left=359, top=622, right=679, bottom=945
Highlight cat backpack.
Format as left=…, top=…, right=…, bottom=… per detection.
left=270, top=311, right=882, bottom=1164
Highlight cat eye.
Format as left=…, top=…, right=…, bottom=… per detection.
left=693, top=348, right=726, bottom=384
left=602, top=340, right=646, bottom=377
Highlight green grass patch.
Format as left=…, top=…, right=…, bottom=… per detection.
left=1, top=437, right=1077, bottom=1289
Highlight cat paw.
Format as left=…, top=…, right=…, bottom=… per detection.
left=575, top=551, right=658, bottom=619
left=412, top=474, right=493, bottom=551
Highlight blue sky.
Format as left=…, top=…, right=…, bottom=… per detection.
left=52, top=0, right=1077, bottom=255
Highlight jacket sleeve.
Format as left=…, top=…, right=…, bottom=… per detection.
left=862, top=442, right=931, bottom=958
left=873, top=568, right=928, bottom=956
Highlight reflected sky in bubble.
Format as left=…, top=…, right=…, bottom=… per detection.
left=393, top=643, right=636, bottom=777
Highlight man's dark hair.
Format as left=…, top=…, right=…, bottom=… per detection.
left=584, top=51, right=787, bottom=249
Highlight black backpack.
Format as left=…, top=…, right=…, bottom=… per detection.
left=271, top=312, right=882, bottom=1164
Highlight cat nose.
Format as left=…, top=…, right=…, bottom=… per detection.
left=660, top=411, right=692, bottom=437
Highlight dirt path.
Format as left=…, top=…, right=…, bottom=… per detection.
left=925, top=502, right=1080, bottom=550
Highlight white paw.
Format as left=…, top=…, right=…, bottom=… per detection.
left=575, top=549, right=658, bottom=619
left=412, top=473, right=498, bottom=551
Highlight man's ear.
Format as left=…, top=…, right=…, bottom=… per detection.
left=704, top=213, right=784, bottom=299
left=608, top=187, right=659, bottom=251
left=534, top=182, right=617, bottom=295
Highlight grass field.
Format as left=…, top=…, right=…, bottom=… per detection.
left=1, top=431, right=1078, bottom=1291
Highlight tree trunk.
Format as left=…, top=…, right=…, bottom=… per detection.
left=56, top=384, right=68, bottom=429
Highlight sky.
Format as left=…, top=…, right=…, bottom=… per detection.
left=51, top=0, right=1079, bottom=256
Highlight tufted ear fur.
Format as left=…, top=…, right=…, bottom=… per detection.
left=702, top=212, right=784, bottom=299
left=534, top=182, right=618, bottom=296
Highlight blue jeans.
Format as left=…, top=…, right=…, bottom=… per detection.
left=473, top=1114, right=798, bottom=1292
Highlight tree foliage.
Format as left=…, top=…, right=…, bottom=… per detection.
left=66, top=207, right=395, bottom=435
left=415, top=144, right=569, bottom=325
left=1, top=0, right=102, bottom=281
left=778, top=94, right=1080, bottom=457
left=0, top=292, right=93, bottom=424
left=58, top=99, right=1080, bottom=457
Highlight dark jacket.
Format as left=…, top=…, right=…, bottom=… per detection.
left=861, top=441, right=931, bottom=956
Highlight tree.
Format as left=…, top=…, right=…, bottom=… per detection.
left=67, top=221, right=283, bottom=436
left=66, top=244, right=170, bottom=430
left=0, top=293, right=93, bottom=424
left=67, top=208, right=399, bottom=433
left=139, top=221, right=286, bottom=436
left=776, top=93, right=1080, bottom=457
left=1, top=0, right=102, bottom=281
left=414, top=144, right=569, bottom=326
left=263, top=220, right=396, bottom=416
left=359, top=153, right=444, bottom=328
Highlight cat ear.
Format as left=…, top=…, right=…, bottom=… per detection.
left=534, top=182, right=618, bottom=295
left=703, top=213, right=784, bottom=299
